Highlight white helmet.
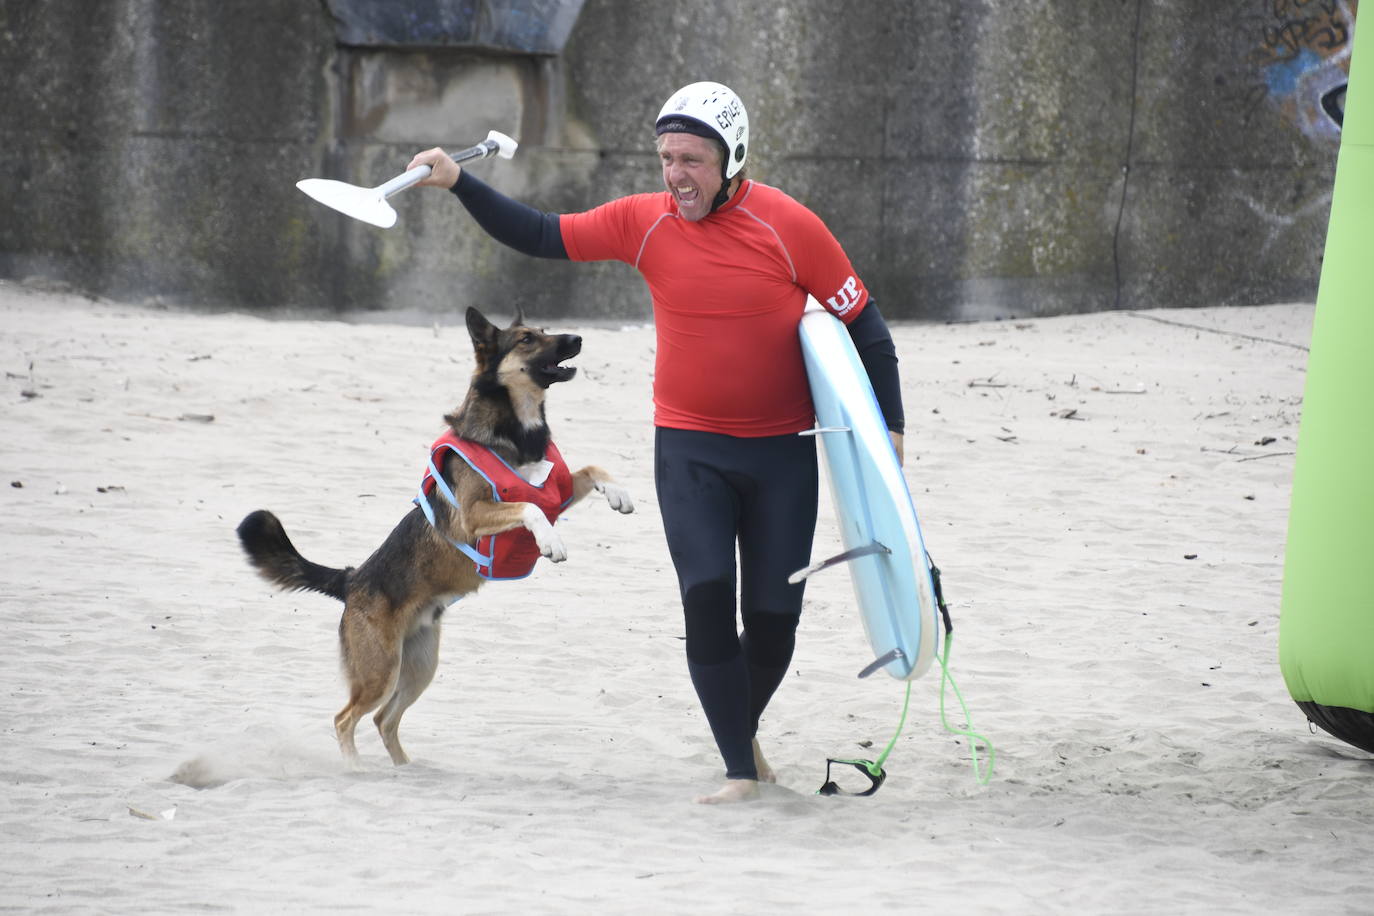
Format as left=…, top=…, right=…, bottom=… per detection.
left=655, top=81, right=749, bottom=180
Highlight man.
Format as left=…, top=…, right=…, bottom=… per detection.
left=408, top=81, right=904, bottom=803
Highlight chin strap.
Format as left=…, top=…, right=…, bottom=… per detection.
left=708, top=176, right=739, bottom=214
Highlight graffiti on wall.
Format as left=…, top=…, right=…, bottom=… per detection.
left=1244, top=0, right=1358, bottom=138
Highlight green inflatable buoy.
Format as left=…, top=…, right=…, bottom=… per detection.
left=1279, top=16, right=1374, bottom=755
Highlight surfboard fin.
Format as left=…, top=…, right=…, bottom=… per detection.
left=798, top=426, right=851, bottom=436
left=787, top=541, right=890, bottom=585
left=857, top=647, right=905, bottom=679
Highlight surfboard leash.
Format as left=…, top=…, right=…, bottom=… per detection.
left=931, top=559, right=995, bottom=784
left=935, top=636, right=996, bottom=786
left=931, top=561, right=995, bottom=785
left=816, top=679, right=913, bottom=797
left=816, top=558, right=995, bottom=796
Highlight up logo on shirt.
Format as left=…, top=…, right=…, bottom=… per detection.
left=826, top=276, right=862, bottom=315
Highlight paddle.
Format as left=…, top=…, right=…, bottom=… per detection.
left=295, top=129, right=518, bottom=228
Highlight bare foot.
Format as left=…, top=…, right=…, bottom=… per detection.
left=694, top=778, right=760, bottom=805
left=752, top=738, right=776, bottom=784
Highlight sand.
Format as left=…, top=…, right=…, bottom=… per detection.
left=2, top=279, right=1369, bottom=914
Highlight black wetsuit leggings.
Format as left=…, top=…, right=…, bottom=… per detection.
left=654, top=427, right=819, bottom=780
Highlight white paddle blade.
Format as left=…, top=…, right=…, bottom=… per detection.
left=295, top=178, right=398, bottom=229
left=486, top=130, right=518, bottom=159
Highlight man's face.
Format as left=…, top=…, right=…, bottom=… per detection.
left=658, top=132, right=724, bottom=222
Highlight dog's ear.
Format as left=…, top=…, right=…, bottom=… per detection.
left=466, top=307, right=500, bottom=367
left=508, top=306, right=527, bottom=329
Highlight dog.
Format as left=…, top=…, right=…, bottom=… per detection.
left=236, top=307, right=633, bottom=766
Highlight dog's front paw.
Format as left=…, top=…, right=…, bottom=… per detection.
left=523, top=505, right=568, bottom=562
left=595, top=480, right=635, bottom=514
left=538, top=529, right=568, bottom=563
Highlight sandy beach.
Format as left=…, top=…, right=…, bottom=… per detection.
left=2, top=280, right=1369, bottom=914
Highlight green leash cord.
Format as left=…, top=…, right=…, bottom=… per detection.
left=936, top=631, right=996, bottom=785
left=817, top=562, right=996, bottom=796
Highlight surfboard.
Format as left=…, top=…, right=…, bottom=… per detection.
left=793, top=300, right=942, bottom=681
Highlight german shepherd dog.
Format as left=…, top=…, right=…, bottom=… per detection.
left=236, top=307, right=633, bottom=766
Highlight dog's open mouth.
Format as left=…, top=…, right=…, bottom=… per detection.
left=533, top=360, right=577, bottom=387
left=532, top=335, right=582, bottom=388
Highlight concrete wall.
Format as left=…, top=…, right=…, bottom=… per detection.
left=0, top=0, right=1356, bottom=321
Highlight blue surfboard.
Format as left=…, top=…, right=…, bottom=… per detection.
left=793, top=301, right=942, bottom=681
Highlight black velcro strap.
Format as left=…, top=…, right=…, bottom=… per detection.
left=817, top=758, right=887, bottom=797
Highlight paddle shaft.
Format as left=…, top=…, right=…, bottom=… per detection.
left=376, top=137, right=509, bottom=199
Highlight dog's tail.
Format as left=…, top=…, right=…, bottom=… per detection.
left=236, top=510, right=349, bottom=602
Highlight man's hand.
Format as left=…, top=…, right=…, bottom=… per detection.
left=407, top=148, right=461, bottom=189
left=890, top=431, right=905, bottom=467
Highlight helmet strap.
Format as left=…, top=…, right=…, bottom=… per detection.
left=709, top=173, right=739, bottom=214
left=703, top=135, right=733, bottom=213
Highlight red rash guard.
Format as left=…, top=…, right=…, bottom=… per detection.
left=559, top=180, right=869, bottom=437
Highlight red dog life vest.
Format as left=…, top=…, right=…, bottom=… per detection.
left=415, top=431, right=574, bottom=580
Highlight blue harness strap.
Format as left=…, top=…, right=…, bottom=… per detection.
left=414, top=451, right=492, bottom=569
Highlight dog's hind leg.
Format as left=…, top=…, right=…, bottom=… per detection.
left=334, top=603, right=403, bottom=767
left=374, top=606, right=443, bottom=765
left=336, top=690, right=390, bottom=768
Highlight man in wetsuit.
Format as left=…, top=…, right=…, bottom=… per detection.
left=407, top=81, right=904, bottom=804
